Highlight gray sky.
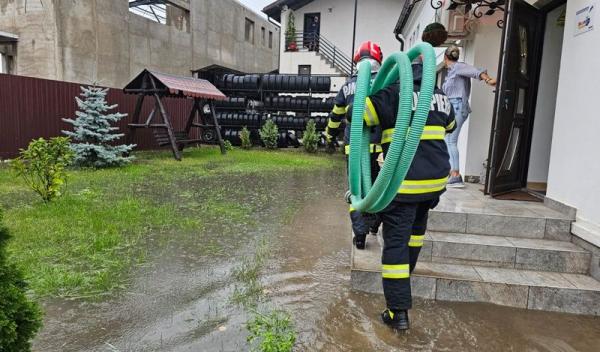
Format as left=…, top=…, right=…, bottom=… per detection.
left=238, top=0, right=273, bottom=18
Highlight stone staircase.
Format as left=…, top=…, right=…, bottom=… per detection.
left=351, top=185, right=600, bottom=316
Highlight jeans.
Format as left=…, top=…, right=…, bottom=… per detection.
left=445, top=98, right=469, bottom=172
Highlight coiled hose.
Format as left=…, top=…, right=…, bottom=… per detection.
left=348, top=42, right=437, bottom=213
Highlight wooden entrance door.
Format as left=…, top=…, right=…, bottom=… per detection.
left=486, top=0, right=546, bottom=195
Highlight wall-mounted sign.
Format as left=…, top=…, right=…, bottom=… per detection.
left=575, top=3, right=595, bottom=36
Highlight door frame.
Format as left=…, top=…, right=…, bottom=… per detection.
left=485, top=0, right=564, bottom=195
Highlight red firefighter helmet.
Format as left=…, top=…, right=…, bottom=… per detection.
left=353, top=41, right=383, bottom=64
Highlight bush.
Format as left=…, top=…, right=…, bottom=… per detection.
left=247, top=309, right=296, bottom=352
left=241, top=126, right=253, bottom=150
left=0, top=210, right=43, bottom=351
left=260, top=120, right=279, bottom=150
left=12, top=137, right=74, bottom=203
left=62, top=85, right=135, bottom=168
left=223, top=140, right=234, bottom=151
left=303, top=119, right=319, bottom=153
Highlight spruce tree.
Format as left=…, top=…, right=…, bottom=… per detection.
left=62, top=86, right=135, bottom=168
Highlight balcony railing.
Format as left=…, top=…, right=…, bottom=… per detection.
left=286, top=31, right=353, bottom=76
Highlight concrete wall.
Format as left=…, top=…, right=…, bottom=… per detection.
left=0, top=0, right=280, bottom=88
left=527, top=5, right=565, bottom=183
left=547, top=0, right=600, bottom=240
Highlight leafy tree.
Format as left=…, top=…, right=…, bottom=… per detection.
left=0, top=209, right=43, bottom=351
left=302, top=119, right=318, bottom=153
left=241, top=126, right=253, bottom=150
left=12, top=137, right=74, bottom=203
left=62, top=85, right=135, bottom=168
left=259, top=120, right=279, bottom=150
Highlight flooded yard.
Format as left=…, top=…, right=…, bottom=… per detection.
left=2, top=150, right=594, bottom=352
left=31, top=164, right=600, bottom=351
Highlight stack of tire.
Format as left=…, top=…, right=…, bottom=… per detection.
left=211, top=73, right=333, bottom=148
left=261, top=75, right=330, bottom=93
left=216, top=74, right=261, bottom=99
left=213, top=97, right=247, bottom=110
left=216, top=112, right=262, bottom=128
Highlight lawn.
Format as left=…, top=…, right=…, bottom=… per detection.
left=0, top=147, right=341, bottom=298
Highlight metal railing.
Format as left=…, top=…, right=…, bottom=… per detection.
left=286, top=31, right=353, bottom=76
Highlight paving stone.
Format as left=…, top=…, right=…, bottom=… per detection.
left=515, top=248, right=590, bottom=274
left=351, top=270, right=381, bottom=294
left=414, top=262, right=482, bottom=281
left=528, top=287, right=600, bottom=316
left=428, top=211, right=467, bottom=233
left=420, top=239, right=433, bottom=262
left=435, top=279, right=529, bottom=309
left=411, top=276, right=437, bottom=300
left=466, top=213, right=546, bottom=238
left=560, top=272, right=600, bottom=290
left=432, top=241, right=516, bottom=267
left=506, top=237, right=586, bottom=252
left=544, top=218, right=573, bottom=241
left=543, top=197, right=577, bottom=219
left=590, top=255, right=600, bottom=282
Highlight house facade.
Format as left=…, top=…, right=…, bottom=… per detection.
left=398, top=0, right=600, bottom=257
left=263, top=0, right=405, bottom=91
left=0, top=0, right=280, bottom=88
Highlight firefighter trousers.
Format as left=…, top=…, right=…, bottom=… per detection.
left=348, top=152, right=381, bottom=236
left=379, top=198, right=437, bottom=311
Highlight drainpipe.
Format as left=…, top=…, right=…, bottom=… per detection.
left=350, top=0, right=358, bottom=75
left=395, top=33, right=405, bottom=51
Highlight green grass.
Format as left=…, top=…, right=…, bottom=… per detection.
left=0, top=147, right=342, bottom=298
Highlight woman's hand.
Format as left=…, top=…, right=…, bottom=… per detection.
left=486, top=78, right=497, bottom=87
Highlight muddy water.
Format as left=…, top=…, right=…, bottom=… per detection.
left=34, top=169, right=600, bottom=352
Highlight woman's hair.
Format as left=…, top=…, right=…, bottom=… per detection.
left=445, top=45, right=460, bottom=61
left=421, top=22, right=448, bottom=47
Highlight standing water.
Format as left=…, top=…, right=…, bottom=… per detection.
left=34, top=168, right=600, bottom=351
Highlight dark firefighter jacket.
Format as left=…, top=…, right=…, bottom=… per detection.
left=325, top=73, right=382, bottom=155
left=351, top=63, right=456, bottom=202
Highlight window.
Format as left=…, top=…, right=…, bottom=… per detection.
left=261, top=27, right=266, bottom=46
left=128, top=0, right=190, bottom=32
left=298, top=65, right=311, bottom=75
left=269, top=31, right=273, bottom=49
left=245, top=18, right=255, bottom=44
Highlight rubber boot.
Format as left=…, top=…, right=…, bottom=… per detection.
left=381, top=309, right=410, bottom=331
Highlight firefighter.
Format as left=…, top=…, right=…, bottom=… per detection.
left=324, top=41, right=384, bottom=250
left=348, top=48, right=455, bottom=331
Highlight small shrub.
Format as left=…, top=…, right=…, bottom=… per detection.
left=0, top=209, right=43, bottom=351
left=241, top=126, right=253, bottom=150
left=247, top=309, right=296, bottom=352
left=260, top=119, right=279, bottom=150
left=303, top=119, right=319, bottom=153
left=223, top=140, right=234, bottom=151
left=12, top=137, right=74, bottom=203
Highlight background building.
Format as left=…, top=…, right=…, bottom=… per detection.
left=264, top=0, right=405, bottom=91
left=0, top=0, right=280, bottom=87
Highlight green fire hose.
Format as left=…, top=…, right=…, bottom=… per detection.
left=348, top=42, right=437, bottom=213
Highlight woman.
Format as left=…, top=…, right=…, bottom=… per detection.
left=442, top=45, right=496, bottom=188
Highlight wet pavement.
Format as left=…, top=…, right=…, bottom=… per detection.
left=33, top=168, right=600, bottom=351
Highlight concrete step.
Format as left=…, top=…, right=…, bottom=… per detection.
left=422, top=231, right=591, bottom=274
left=428, top=209, right=573, bottom=241
left=351, top=236, right=600, bottom=316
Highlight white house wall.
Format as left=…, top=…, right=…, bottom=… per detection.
left=527, top=5, right=566, bottom=183
left=547, top=0, right=600, bottom=239
left=463, top=15, right=503, bottom=178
